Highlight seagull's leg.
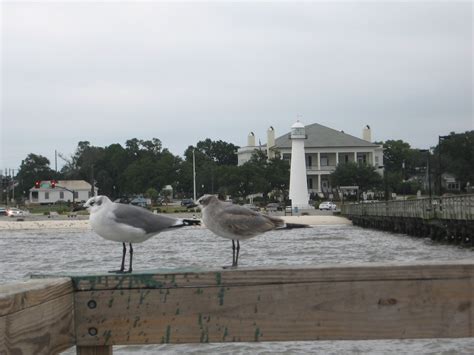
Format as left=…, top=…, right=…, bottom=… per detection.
left=223, top=240, right=236, bottom=269
left=108, top=242, right=126, bottom=273
left=127, top=243, right=133, bottom=273
left=235, top=240, right=240, bottom=267
left=232, top=239, right=236, bottom=265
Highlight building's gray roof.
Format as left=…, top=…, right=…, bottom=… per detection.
left=273, top=122, right=379, bottom=149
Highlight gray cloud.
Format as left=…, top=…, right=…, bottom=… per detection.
left=2, top=1, right=472, bottom=170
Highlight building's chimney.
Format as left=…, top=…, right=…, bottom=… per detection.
left=247, top=132, right=256, bottom=147
left=267, top=126, right=275, bottom=159
left=363, top=125, right=372, bottom=142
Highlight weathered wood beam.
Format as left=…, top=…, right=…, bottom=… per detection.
left=72, top=261, right=474, bottom=346
left=0, top=278, right=75, bottom=354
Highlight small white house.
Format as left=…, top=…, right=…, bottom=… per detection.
left=29, top=180, right=98, bottom=204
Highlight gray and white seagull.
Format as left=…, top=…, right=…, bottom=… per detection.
left=82, top=195, right=200, bottom=273
left=198, top=195, right=308, bottom=268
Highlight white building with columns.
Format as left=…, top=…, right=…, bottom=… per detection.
left=237, top=122, right=384, bottom=195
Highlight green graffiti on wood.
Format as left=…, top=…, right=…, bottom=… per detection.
left=165, top=325, right=171, bottom=343
left=218, top=287, right=225, bottom=306
left=254, top=327, right=261, bottom=342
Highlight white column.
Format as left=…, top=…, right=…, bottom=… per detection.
left=316, top=152, right=320, bottom=170
left=354, top=152, right=357, bottom=163
left=336, top=152, right=339, bottom=166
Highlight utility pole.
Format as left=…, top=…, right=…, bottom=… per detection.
left=193, top=149, right=197, bottom=202
left=438, top=135, right=451, bottom=196
left=90, top=165, right=95, bottom=197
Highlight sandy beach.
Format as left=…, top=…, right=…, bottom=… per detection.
left=0, top=215, right=350, bottom=230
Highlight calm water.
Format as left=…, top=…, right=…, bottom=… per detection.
left=1, top=224, right=474, bottom=354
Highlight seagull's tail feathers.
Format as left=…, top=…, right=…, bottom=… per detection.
left=279, top=223, right=310, bottom=229
left=169, top=218, right=201, bottom=228
left=182, top=218, right=201, bottom=226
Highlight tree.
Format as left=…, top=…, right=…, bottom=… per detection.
left=330, top=162, right=383, bottom=195
left=145, top=187, right=159, bottom=204
left=434, top=131, right=474, bottom=191
left=184, top=139, right=239, bottom=166
left=16, top=154, right=58, bottom=197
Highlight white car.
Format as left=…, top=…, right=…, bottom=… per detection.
left=6, top=208, right=26, bottom=217
left=319, top=201, right=337, bottom=211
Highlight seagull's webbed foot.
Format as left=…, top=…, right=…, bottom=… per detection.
left=108, top=269, right=126, bottom=274
left=222, top=264, right=238, bottom=269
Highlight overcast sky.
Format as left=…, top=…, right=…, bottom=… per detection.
left=1, top=1, right=472, bottom=172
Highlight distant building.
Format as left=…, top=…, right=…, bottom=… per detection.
left=441, top=173, right=461, bottom=192
left=29, top=180, right=97, bottom=204
left=237, top=122, right=384, bottom=194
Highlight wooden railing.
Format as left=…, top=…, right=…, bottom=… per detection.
left=341, top=194, right=474, bottom=221
left=2, top=262, right=474, bottom=354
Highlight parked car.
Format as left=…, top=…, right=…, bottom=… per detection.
left=243, top=203, right=259, bottom=212
left=0, top=207, right=7, bottom=216
left=266, top=203, right=282, bottom=212
left=6, top=208, right=26, bottom=217
left=181, top=199, right=197, bottom=208
left=129, top=197, right=149, bottom=208
left=319, top=201, right=337, bottom=210
left=114, top=197, right=131, bottom=204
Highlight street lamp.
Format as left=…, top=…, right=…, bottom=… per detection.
left=418, top=149, right=432, bottom=202
left=193, top=149, right=197, bottom=202
left=438, top=135, right=451, bottom=196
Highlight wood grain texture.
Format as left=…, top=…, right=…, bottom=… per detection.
left=76, top=345, right=113, bottom=355
left=0, top=293, right=75, bottom=354
left=0, top=278, right=73, bottom=317
left=70, top=261, right=474, bottom=291
left=74, top=267, right=474, bottom=345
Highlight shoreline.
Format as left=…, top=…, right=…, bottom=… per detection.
left=0, top=215, right=351, bottom=230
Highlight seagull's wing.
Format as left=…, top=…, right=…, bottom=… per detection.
left=217, top=204, right=285, bottom=237
left=112, top=203, right=179, bottom=234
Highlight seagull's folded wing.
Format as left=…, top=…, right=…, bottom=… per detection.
left=218, top=205, right=284, bottom=237
left=112, top=204, right=179, bottom=234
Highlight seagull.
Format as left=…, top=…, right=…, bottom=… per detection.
left=198, top=195, right=308, bottom=268
left=81, top=195, right=200, bottom=273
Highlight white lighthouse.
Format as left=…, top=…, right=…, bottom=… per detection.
left=289, top=121, right=311, bottom=210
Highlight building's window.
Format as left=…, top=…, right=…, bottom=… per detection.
left=74, top=191, right=79, bottom=199
left=357, top=154, right=367, bottom=164
left=60, top=191, right=64, bottom=199
left=308, top=178, right=313, bottom=189
left=282, top=153, right=291, bottom=161
left=45, top=192, right=49, bottom=200
left=447, top=182, right=460, bottom=190
left=307, top=155, right=312, bottom=167
left=375, top=156, right=379, bottom=164
left=320, top=155, right=328, bottom=166
left=88, top=191, right=92, bottom=198
left=345, top=155, right=349, bottom=163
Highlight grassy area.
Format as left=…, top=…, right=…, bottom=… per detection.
left=23, top=203, right=199, bottom=215
left=153, top=205, right=200, bottom=213
left=26, top=204, right=88, bottom=215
